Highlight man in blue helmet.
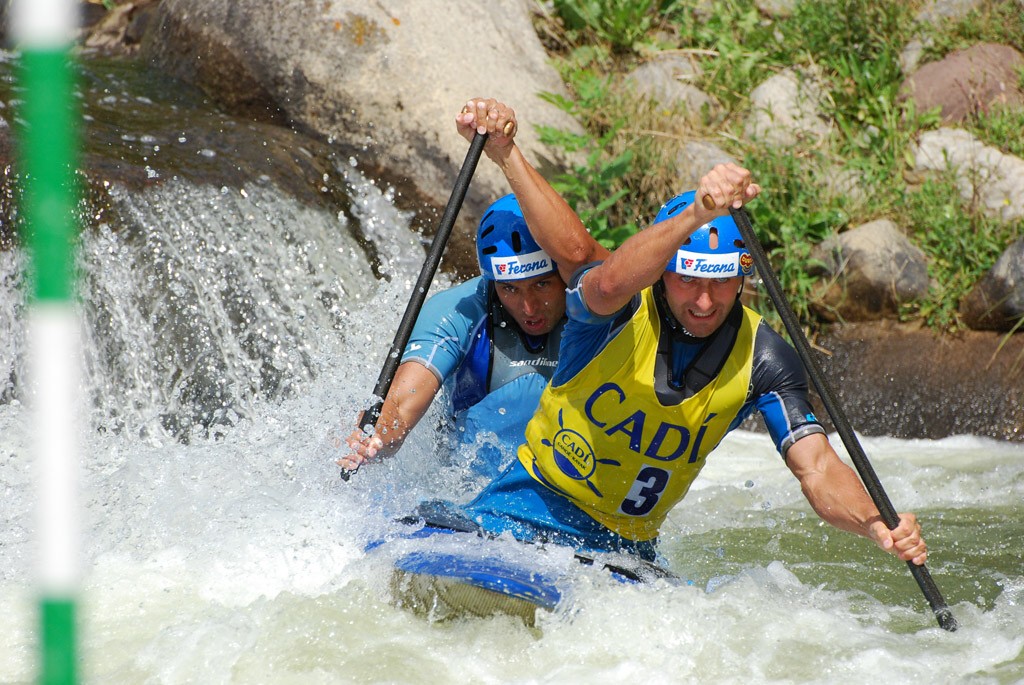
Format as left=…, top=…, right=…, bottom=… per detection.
left=339, top=194, right=567, bottom=479
left=445, top=98, right=928, bottom=567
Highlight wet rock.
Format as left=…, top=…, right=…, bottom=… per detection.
left=139, top=0, right=581, bottom=280
left=959, top=238, right=1024, bottom=331
left=811, top=321, right=1024, bottom=441
left=809, top=220, right=930, bottom=322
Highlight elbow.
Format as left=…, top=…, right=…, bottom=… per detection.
left=548, top=209, right=608, bottom=266
left=590, top=271, right=623, bottom=303
left=585, top=268, right=633, bottom=315
left=560, top=240, right=605, bottom=271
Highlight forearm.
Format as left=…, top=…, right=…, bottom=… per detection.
left=366, top=362, right=440, bottom=458
left=456, top=98, right=606, bottom=279
left=784, top=416, right=928, bottom=564
left=787, top=434, right=882, bottom=539
left=365, top=402, right=415, bottom=460
left=491, top=143, right=607, bottom=279
left=798, top=461, right=884, bottom=539
left=582, top=202, right=711, bottom=315
left=580, top=163, right=755, bottom=315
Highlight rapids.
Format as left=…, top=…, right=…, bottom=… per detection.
left=0, top=53, right=1021, bottom=684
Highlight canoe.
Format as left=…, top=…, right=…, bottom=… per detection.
left=366, top=501, right=680, bottom=626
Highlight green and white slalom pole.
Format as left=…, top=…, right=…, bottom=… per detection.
left=11, top=0, right=83, bottom=683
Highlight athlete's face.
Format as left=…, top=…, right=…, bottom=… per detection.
left=494, top=272, right=567, bottom=336
left=662, top=273, right=743, bottom=338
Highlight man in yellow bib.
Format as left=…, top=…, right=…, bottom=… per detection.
left=448, top=98, right=928, bottom=568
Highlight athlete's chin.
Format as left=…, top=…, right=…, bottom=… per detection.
left=682, top=312, right=721, bottom=337
left=519, top=319, right=550, bottom=335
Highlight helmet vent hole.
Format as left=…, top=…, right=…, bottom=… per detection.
left=708, top=227, right=719, bottom=250
left=667, top=200, right=688, bottom=218
left=511, top=231, right=523, bottom=253
left=734, top=239, right=745, bottom=249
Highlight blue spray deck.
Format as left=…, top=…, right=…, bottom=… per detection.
left=394, top=549, right=563, bottom=610
left=367, top=516, right=682, bottom=625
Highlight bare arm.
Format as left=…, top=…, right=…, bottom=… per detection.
left=582, top=163, right=760, bottom=316
left=336, top=361, right=441, bottom=471
left=785, top=433, right=928, bottom=565
left=455, top=98, right=607, bottom=283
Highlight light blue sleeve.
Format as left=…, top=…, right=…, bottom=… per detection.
left=402, top=277, right=488, bottom=384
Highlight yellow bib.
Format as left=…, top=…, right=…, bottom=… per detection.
left=518, top=288, right=759, bottom=541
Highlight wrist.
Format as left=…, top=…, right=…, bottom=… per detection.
left=863, top=514, right=887, bottom=540
left=487, top=145, right=514, bottom=167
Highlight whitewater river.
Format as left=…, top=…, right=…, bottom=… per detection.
left=1, top=302, right=1022, bottom=684
left=1, top=53, right=1023, bottom=684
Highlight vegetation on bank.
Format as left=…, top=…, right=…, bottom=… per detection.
left=531, top=0, right=1024, bottom=332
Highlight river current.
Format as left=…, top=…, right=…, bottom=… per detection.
left=0, top=53, right=1022, bottom=684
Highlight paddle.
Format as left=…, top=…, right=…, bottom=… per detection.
left=717, top=199, right=959, bottom=632
left=342, top=131, right=488, bottom=481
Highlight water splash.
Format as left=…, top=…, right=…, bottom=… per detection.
left=78, top=177, right=377, bottom=439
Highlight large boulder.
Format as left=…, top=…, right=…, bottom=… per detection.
left=901, top=43, right=1024, bottom=124
left=809, top=219, right=930, bottom=322
left=959, top=238, right=1024, bottom=331
left=140, top=0, right=581, bottom=277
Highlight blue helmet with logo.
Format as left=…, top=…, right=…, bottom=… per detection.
left=655, top=191, right=754, bottom=279
left=477, top=194, right=556, bottom=282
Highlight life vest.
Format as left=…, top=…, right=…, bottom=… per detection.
left=518, top=287, right=759, bottom=541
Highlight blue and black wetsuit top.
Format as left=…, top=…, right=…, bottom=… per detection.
left=402, top=276, right=563, bottom=477
left=462, top=266, right=826, bottom=557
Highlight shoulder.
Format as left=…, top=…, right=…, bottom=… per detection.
left=750, top=318, right=807, bottom=393
left=552, top=289, right=643, bottom=386
left=752, top=316, right=797, bottom=361
left=420, top=277, right=489, bottom=320
left=432, top=274, right=487, bottom=305
left=408, top=278, right=491, bottom=350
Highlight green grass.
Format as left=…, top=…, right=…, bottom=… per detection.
left=533, top=0, right=1024, bottom=333
left=902, top=174, right=1022, bottom=329
left=551, top=0, right=665, bottom=53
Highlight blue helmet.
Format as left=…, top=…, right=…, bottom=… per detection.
left=477, top=194, right=556, bottom=282
left=655, top=192, right=754, bottom=278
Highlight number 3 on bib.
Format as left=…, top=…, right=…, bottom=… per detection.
left=619, top=466, right=670, bottom=516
